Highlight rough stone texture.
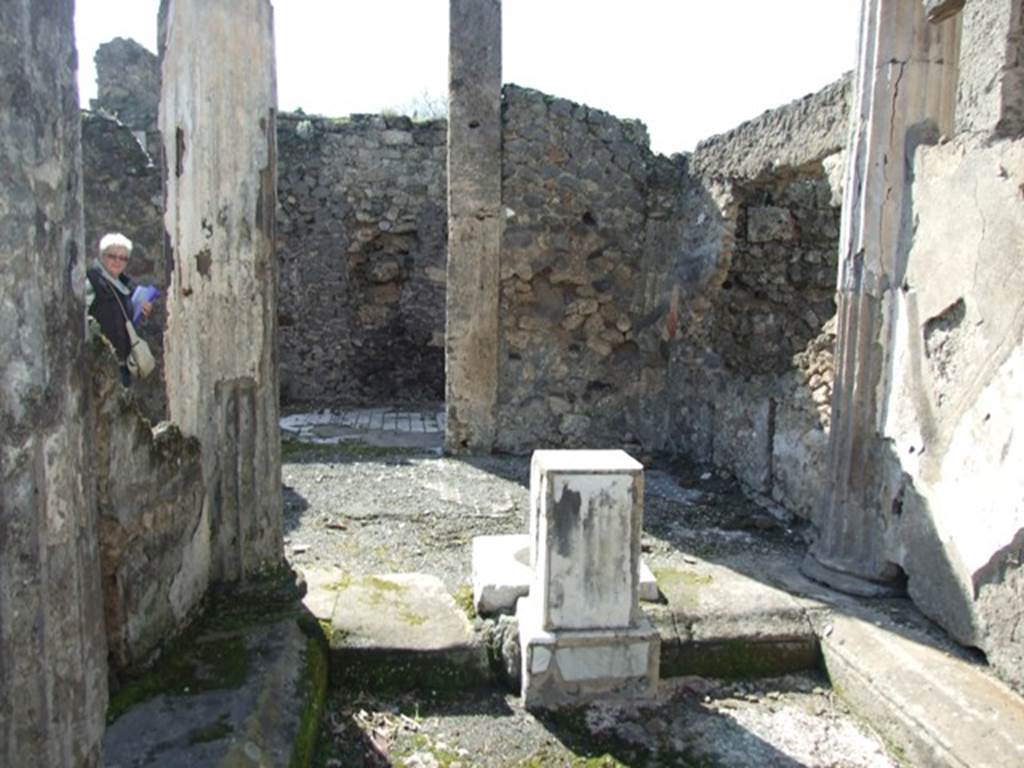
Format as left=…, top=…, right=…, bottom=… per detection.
left=497, top=85, right=691, bottom=453
left=276, top=113, right=447, bottom=407
left=327, top=573, right=489, bottom=691
left=103, top=580, right=324, bottom=768
left=92, top=36, right=160, bottom=146
left=821, top=611, right=1024, bottom=768
left=160, top=0, right=283, bottom=582
left=669, top=82, right=847, bottom=517
left=955, top=0, right=1024, bottom=137
left=90, top=338, right=206, bottom=674
left=690, top=75, right=852, bottom=180
left=446, top=0, right=503, bottom=453
left=82, top=112, right=168, bottom=423
left=885, top=134, right=1024, bottom=692
left=0, top=2, right=108, bottom=765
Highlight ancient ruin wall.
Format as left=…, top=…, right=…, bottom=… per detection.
left=276, top=114, right=447, bottom=407
left=496, top=85, right=689, bottom=452
left=672, top=76, right=851, bottom=518
left=0, top=3, right=107, bottom=765
left=90, top=339, right=206, bottom=674
left=92, top=37, right=160, bottom=139
left=955, top=0, right=1024, bottom=136
left=877, top=0, right=1024, bottom=691
left=82, top=113, right=168, bottom=423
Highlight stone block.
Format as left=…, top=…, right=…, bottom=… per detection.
left=517, top=595, right=659, bottom=709
left=747, top=205, right=795, bottom=242
left=471, top=533, right=659, bottom=616
left=529, top=450, right=644, bottom=631
left=328, top=573, right=488, bottom=691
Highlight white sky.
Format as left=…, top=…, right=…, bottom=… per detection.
left=75, top=1, right=861, bottom=155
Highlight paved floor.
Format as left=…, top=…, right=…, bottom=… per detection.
left=280, top=406, right=445, bottom=450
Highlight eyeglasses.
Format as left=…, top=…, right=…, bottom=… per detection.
left=104, top=253, right=130, bottom=263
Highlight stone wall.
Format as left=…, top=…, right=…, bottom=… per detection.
left=82, top=113, right=167, bottom=423
left=86, top=36, right=448, bottom=410
left=669, top=78, right=850, bottom=518
left=1, top=4, right=107, bottom=764
left=276, top=113, right=447, bottom=407
left=955, top=0, right=1024, bottom=136
left=496, top=85, right=691, bottom=452
left=877, top=0, right=1024, bottom=689
left=91, top=37, right=160, bottom=155
left=90, top=337, right=206, bottom=675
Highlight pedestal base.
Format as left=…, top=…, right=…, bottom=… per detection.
left=517, top=596, right=659, bottom=710
left=800, top=553, right=906, bottom=598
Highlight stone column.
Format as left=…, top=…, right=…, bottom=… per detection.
left=446, top=0, right=502, bottom=453
left=803, top=0, right=960, bottom=594
left=0, top=3, right=108, bottom=765
left=160, top=0, right=283, bottom=582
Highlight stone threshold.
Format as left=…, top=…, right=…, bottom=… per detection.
left=305, top=559, right=1024, bottom=766
left=104, top=575, right=326, bottom=768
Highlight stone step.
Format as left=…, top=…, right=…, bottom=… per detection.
left=821, top=611, right=1024, bottom=768
left=320, top=572, right=490, bottom=692
left=301, top=560, right=1024, bottom=767
left=104, top=578, right=325, bottom=768
left=646, top=556, right=823, bottom=679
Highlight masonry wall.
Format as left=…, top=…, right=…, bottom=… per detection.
left=495, top=85, right=692, bottom=452
left=276, top=113, right=447, bottom=407
left=669, top=77, right=850, bottom=518
left=90, top=338, right=206, bottom=675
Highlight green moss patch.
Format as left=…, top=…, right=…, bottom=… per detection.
left=654, top=568, right=713, bottom=589
left=289, top=632, right=329, bottom=768
left=107, top=570, right=306, bottom=724
left=188, top=714, right=233, bottom=745
left=329, top=648, right=490, bottom=695
left=453, top=584, right=476, bottom=621
left=108, top=632, right=250, bottom=723
left=661, top=638, right=820, bottom=680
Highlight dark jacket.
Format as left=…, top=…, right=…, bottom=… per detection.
left=87, top=267, right=134, bottom=363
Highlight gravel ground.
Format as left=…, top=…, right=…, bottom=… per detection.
left=281, top=443, right=806, bottom=593
left=281, top=440, right=900, bottom=767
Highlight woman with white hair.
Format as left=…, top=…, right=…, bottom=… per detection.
left=86, top=232, right=153, bottom=386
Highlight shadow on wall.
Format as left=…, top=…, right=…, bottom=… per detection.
left=90, top=333, right=207, bottom=678
left=669, top=161, right=842, bottom=522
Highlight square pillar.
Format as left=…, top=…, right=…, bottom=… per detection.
left=519, top=450, right=659, bottom=708
left=445, top=0, right=502, bottom=453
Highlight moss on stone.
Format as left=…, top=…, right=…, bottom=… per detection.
left=398, top=608, right=428, bottom=626
left=453, top=583, right=476, bottom=621
left=107, top=569, right=305, bottom=724
left=107, top=632, right=250, bottom=723
left=323, top=573, right=353, bottom=592
left=662, top=638, right=820, bottom=680
left=654, top=568, right=713, bottom=589
left=328, top=648, right=489, bottom=695
left=280, top=439, right=423, bottom=462
left=289, top=631, right=329, bottom=768
left=362, top=575, right=406, bottom=593
left=188, top=714, right=233, bottom=744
